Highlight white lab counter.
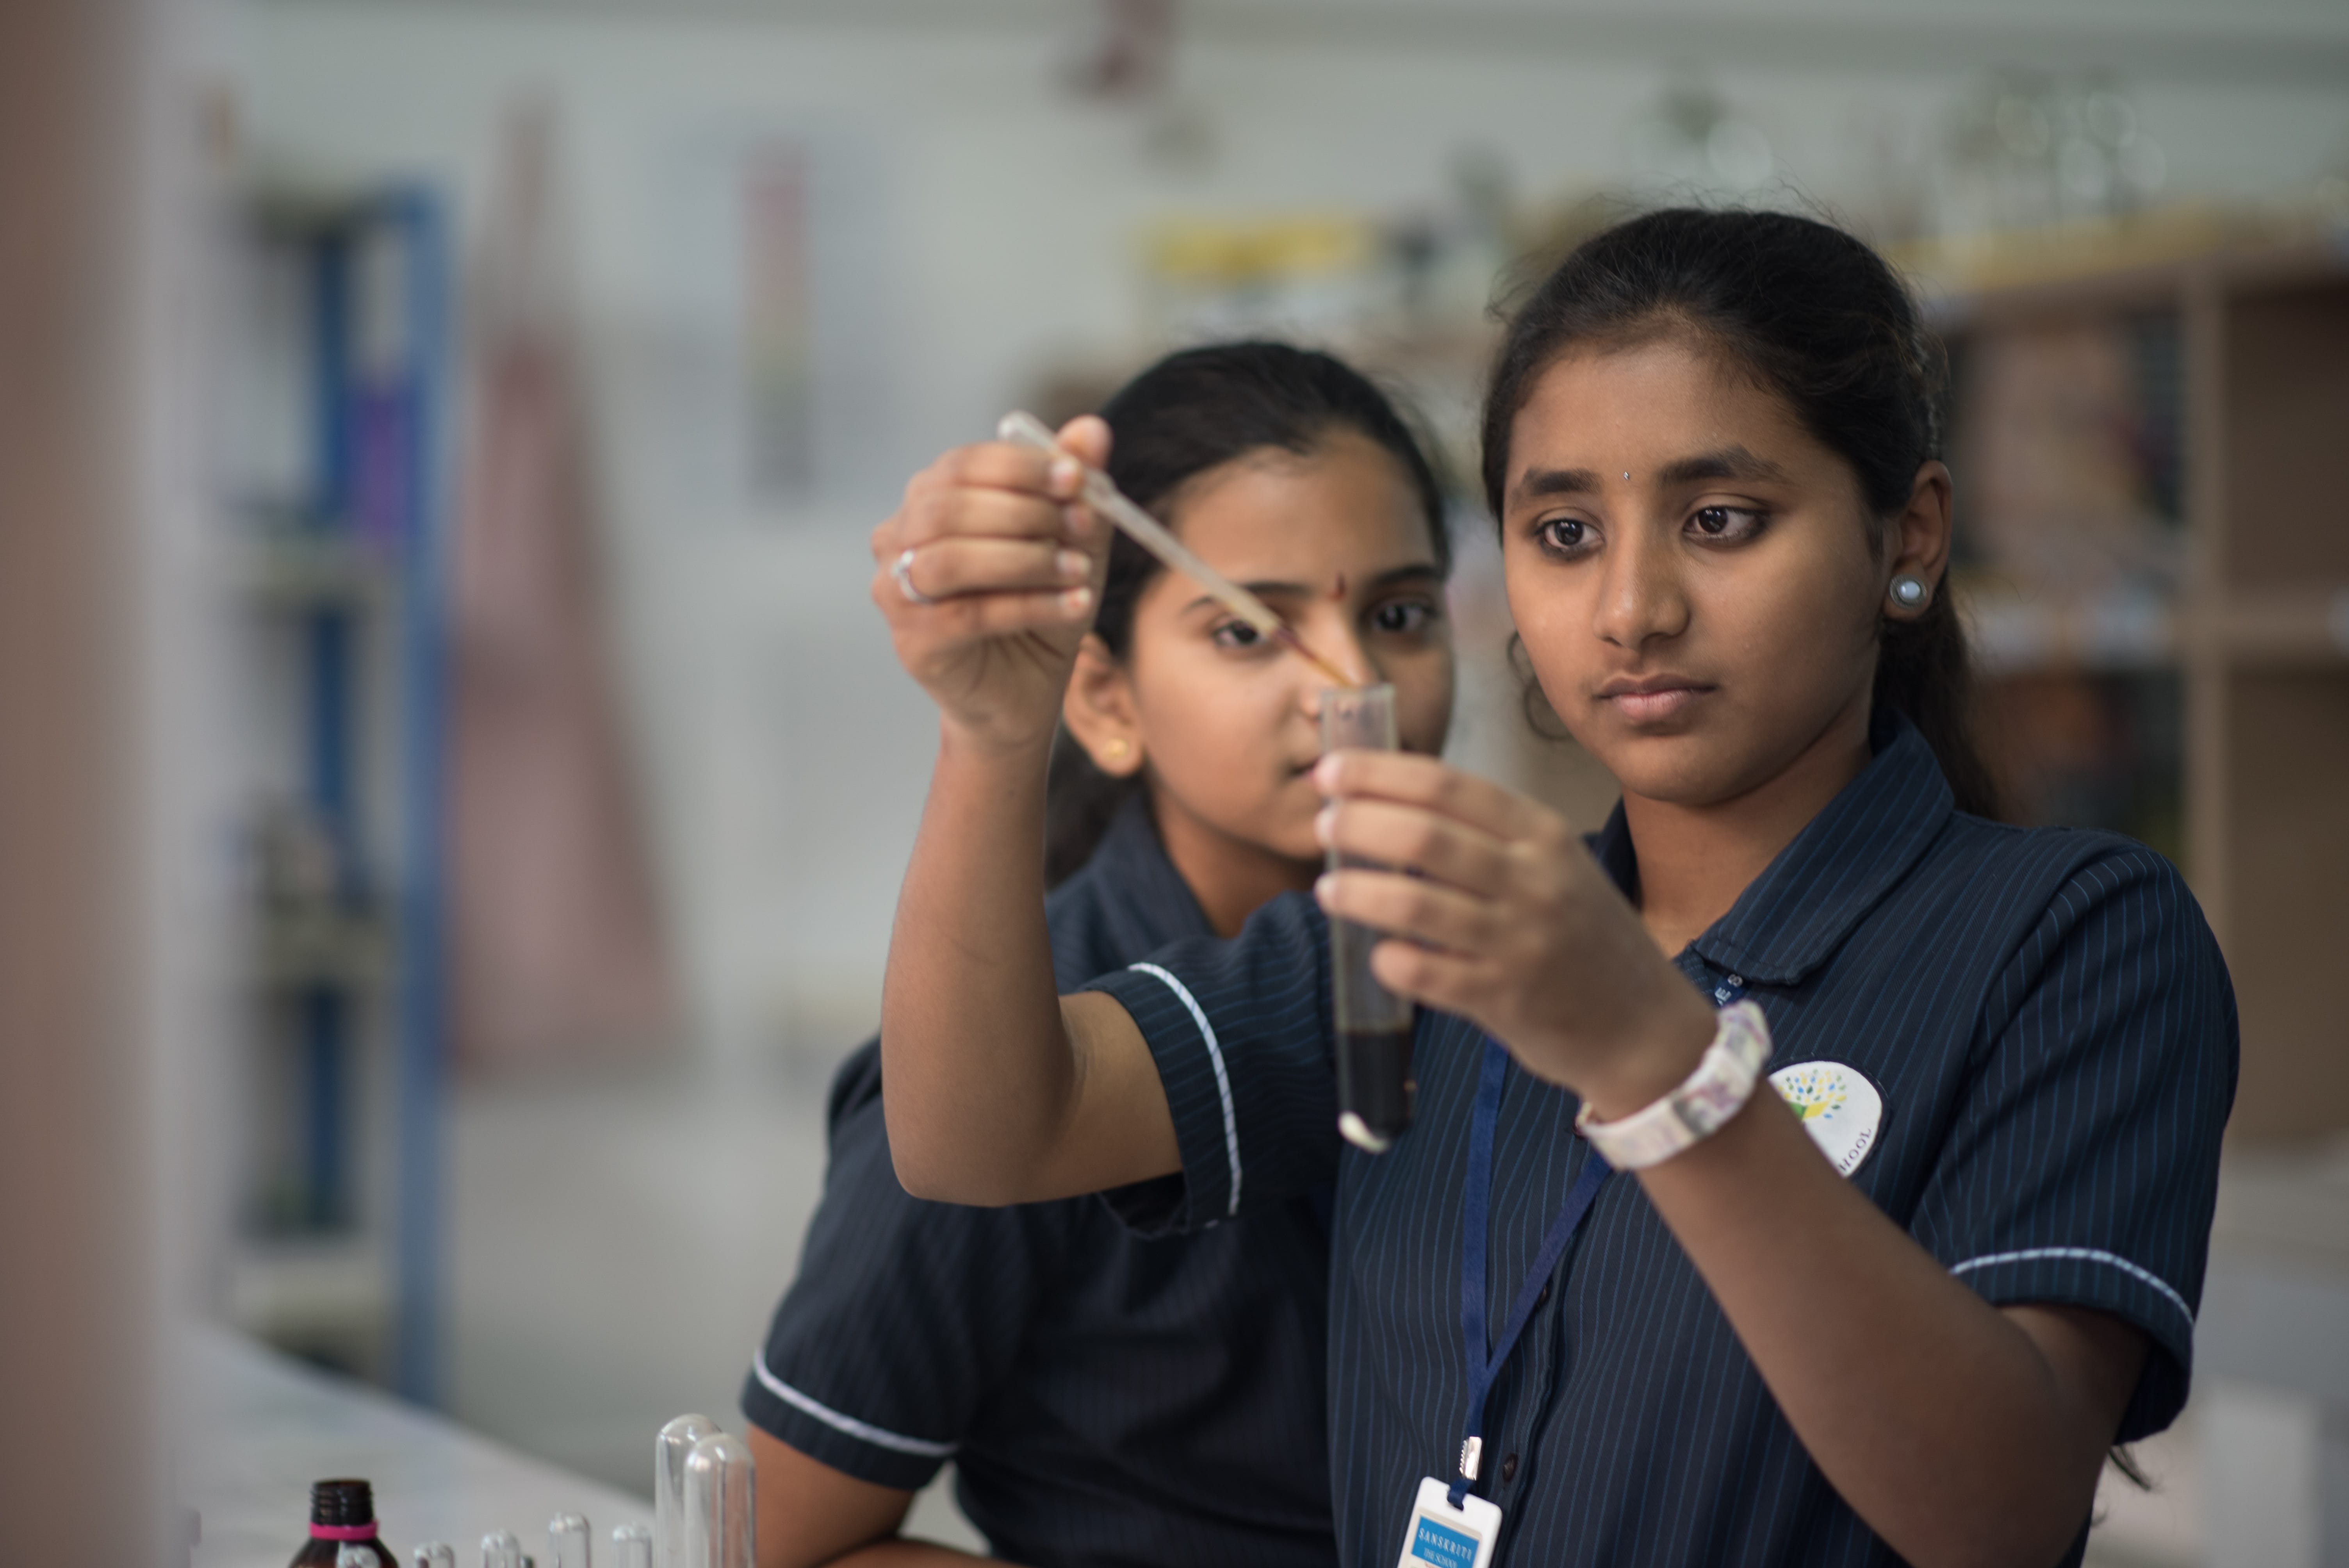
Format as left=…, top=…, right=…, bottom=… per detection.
left=182, top=1326, right=652, bottom=1568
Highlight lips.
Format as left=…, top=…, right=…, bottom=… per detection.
left=1595, top=676, right=1713, bottom=725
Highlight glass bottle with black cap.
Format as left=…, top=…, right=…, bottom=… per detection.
left=290, top=1479, right=397, bottom=1567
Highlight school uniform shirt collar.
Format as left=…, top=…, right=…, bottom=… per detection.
left=1586, top=711, right=1955, bottom=986
left=1085, top=794, right=1217, bottom=955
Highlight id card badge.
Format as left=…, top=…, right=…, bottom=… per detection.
left=1396, top=1476, right=1502, bottom=1568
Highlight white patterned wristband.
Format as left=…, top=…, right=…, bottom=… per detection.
left=1574, top=1001, right=1772, bottom=1170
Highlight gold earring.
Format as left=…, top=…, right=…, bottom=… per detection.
left=1103, top=738, right=1132, bottom=764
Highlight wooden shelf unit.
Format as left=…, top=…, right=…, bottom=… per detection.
left=1935, top=236, right=2349, bottom=1142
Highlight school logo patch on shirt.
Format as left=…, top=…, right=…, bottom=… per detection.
left=1768, top=1061, right=1884, bottom=1177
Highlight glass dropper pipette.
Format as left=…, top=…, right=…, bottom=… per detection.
left=996, top=411, right=1358, bottom=689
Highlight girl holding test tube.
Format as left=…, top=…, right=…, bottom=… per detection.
left=743, top=342, right=1456, bottom=1568
left=867, top=209, right=2234, bottom=1568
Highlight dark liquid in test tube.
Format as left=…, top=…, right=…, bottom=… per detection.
left=1322, top=683, right=1415, bottom=1153
left=1338, top=1027, right=1416, bottom=1144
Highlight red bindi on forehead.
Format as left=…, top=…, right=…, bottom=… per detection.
left=1331, top=572, right=1348, bottom=600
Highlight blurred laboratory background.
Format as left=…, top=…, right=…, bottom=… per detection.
left=4, top=0, right=2348, bottom=1564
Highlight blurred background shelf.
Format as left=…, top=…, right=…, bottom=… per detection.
left=1936, top=235, right=2349, bottom=1142
left=236, top=530, right=397, bottom=609
left=225, top=1237, right=394, bottom=1354
left=223, top=183, right=454, bottom=1401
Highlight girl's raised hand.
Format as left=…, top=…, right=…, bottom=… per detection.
left=1313, top=752, right=1716, bottom=1119
left=869, top=416, right=1115, bottom=755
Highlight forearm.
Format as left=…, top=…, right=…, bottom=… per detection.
left=879, top=726, right=1072, bottom=1202
left=1638, top=1090, right=2127, bottom=1568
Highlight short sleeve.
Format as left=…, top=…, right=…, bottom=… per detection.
left=740, top=1044, right=1072, bottom=1489
left=1909, top=845, right=2239, bottom=1441
left=1080, top=891, right=1342, bottom=1237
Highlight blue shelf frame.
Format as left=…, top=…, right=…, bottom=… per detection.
left=266, top=184, right=453, bottom=1403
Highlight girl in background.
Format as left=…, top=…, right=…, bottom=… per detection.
left=742, top=342, right=1456, bottom=1568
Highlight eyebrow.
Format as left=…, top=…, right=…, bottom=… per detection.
left=1656, top=445, right=1791, bottom=486
left=1182, top=563, right=1444, bottom=615
left=1511, top=445, right=1791, bottom=503
left=1512, top=467, right=1602, bottom=502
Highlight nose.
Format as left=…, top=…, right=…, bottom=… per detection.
left=1591, top=515, right=1690, bottom=652
left=1294, top=613, right=1379, bottom=718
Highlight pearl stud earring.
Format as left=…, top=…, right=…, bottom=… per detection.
left=1889, top=574, right=1930, bottom=610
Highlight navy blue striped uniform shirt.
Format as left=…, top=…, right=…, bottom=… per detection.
left=1082, top=716, right=2237, bottom=1567
left=742, top=799, right=1337, bottom=1568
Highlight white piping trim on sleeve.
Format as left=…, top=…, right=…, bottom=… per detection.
left=751, top=1351, right=959, bottom=1458
left=1950, top=1246, right=2195, bottom=1332
left=1127, top=962, right=1243, bottom=1219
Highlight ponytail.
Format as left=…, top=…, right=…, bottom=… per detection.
left=1875, top=582, right=2000, bottom=820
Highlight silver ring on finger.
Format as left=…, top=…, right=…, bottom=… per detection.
left=891, top=546, right=939, bottom=606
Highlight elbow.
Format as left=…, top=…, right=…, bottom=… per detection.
left=883, top=1117, right=1025, bottom=1207
left=886, top=1142, right=957, bottom=1203
left=888, top=1146, right=1023, bottom=1207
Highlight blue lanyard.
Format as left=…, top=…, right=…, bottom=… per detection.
left=1451, top=973, right=1745, bottom=1508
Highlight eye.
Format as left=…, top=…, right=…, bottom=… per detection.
left=1369, top=598, right=1438, bottom=636
left=1209, top=619, right=1265, bottom=650
left=1533, top=517, right=1595, bottom=558
left=1688, top=504, right=1767, bottom=543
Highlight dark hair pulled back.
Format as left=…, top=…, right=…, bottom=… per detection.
left=1045, top=340, right=1453, bottom=884
left=1480, top=207, right=1999, bottom=819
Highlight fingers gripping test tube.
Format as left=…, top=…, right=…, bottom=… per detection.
left=1323, top=684, right=1417, bottom=1152
left=682, top=1431, right=756, bottom=1568
left=653, top=1415, right=717, bottom=1568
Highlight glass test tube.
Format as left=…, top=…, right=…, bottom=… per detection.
left=653, top=1415, right=718, bottom=1568
left=549, top=1514, right=590, bottom=1568
left=413, top=1547, right=456, bottom=1568
left=481, top=1531, right=523, bottom=1568
left=681, top=1431, right=756, bottom=1568
left=610, top=1523, right=653, bottom=1568
left=1321, top=684, right=1416, bottom=1152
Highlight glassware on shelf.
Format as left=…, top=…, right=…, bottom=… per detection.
left=654, top=1415, right=719, bottom=1568
left=549, top=1514, right=591, bottom=1568
left=610, top=1523, right=653, bottom=1568
left=682, top=1431, right=756, bottom=1568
